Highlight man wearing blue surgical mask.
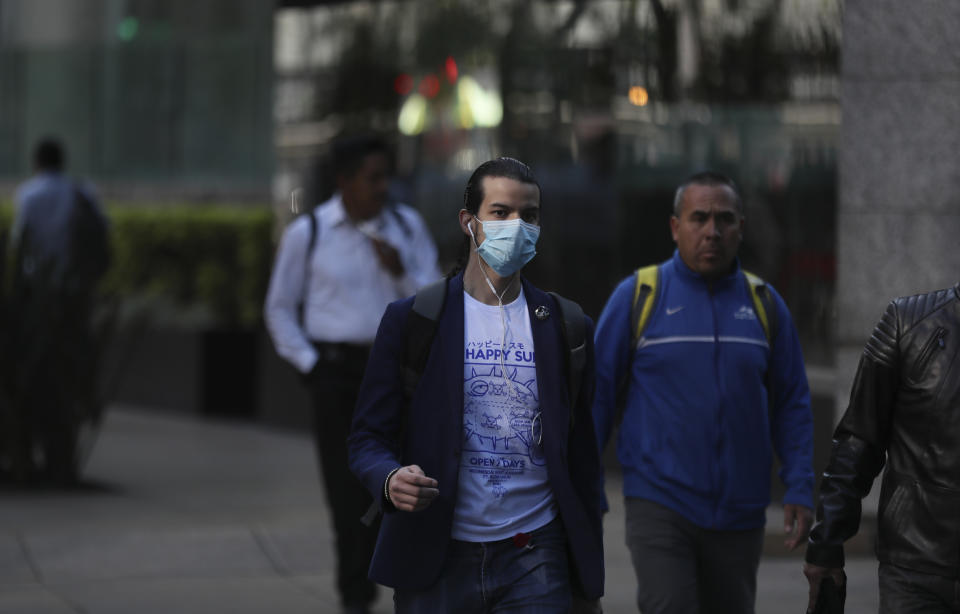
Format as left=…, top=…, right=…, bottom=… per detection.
left=348, top=158, right=604, bottom=613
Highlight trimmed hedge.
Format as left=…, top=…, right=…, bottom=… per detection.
left=0, top=201, right=276, bottom=329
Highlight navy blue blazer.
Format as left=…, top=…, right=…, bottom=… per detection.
left=348, top=273, right=604, bottom=599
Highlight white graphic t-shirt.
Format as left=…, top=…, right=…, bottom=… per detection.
left=451, top=288, right=557, bottom=542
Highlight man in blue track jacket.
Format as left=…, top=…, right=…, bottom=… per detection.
left=592, top=171, right=814, bottom=614
left=349, top=158, right=603, bottom=613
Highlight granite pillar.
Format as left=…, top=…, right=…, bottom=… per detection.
left=837, top=1, right=960, bottom=416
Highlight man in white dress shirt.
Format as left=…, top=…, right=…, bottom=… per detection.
left=264, top=135, right=440, bottom=614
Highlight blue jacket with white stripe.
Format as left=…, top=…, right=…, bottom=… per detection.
left=592, top=250, right=814, bottom=530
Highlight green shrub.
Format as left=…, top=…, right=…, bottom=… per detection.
left=0, top=201, right=276, bottom=330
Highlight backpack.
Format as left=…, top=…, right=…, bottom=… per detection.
left=628, top=264, right=777, bottom=349
left=402, top=278, right=587, bottom=414
left=20, top=184, right=111, bottom=296
left=617, top=264, right=779, bottom=418
left=68, top=186, right=111, bottom=289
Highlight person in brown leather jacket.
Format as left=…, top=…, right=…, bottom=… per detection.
left=803, top=283, right=960, bottom=613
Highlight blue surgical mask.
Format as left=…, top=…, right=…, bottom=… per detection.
left=469, top=217, right=540, bottom=277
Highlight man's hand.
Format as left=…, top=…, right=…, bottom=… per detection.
left=388, top=465, right=439, bottom=512
left=783, top=503, right=813, bottom=551
left=803, top=562, right=845, bottom=613
left=370, top=237, right=404, bottom=277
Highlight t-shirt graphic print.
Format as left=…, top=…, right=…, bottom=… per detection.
left=452, top=288, right=557, bottom=542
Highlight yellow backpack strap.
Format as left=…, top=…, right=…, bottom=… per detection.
left=630, top=265, right=659, bottom=348
left=617, top=264, right=659, bottom=420
left=743, top=270, right=776, bottom=344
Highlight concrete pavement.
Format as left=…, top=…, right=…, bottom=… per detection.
left=0, top=407, right=879, bottom=613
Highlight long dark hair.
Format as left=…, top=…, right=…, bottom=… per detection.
left=451, top=157, right=541, bottom=276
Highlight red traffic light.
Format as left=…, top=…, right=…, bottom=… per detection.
left=444, top=56, right=458, bottom=83
left=419, top=74, right=440, bottom=98
left=394, top=74, right=414, bottom=96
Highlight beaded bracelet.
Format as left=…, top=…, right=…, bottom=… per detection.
left=384, top=467, right=402, bottom=505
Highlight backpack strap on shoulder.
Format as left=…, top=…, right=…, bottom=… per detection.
left=617, top=264, right=659, bottom=422
left=297, top=209, right=320, bottom=326
left=742, top=270, right=776, bottom=344
left=403, top=278, right=448, bottom=400
left=630, top=265, right=659, bottom=348
left=306, top=208, right=319, bottom=255
left=742, top=270, right=780, bottom=422
left=362, top=277, right=446, bottom=528
left=548, top=291, right=586, bottom=411
left=411, top=277, right=447, bottom=319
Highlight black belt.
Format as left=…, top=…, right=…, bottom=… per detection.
left=311, top=341, right=372, bottom=364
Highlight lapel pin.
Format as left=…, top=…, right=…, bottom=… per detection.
left=534, top=305, right=550, bottom=320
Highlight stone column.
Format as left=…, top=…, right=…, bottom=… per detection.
left=837, top=2, right=960, bottom=415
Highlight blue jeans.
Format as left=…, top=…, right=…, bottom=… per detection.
left=394, top=516, right=571, bottom=613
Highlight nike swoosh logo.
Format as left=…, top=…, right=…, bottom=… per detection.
left=666, top=306, right=684, bottom=316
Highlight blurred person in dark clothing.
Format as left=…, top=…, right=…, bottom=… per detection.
left=13, top=139, right=108, bottom=290
left=264, top=134, right=440, bottom=614
left=7, top=137, right=110, bottom=484
left=805, top=283, right=960, bottom=613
